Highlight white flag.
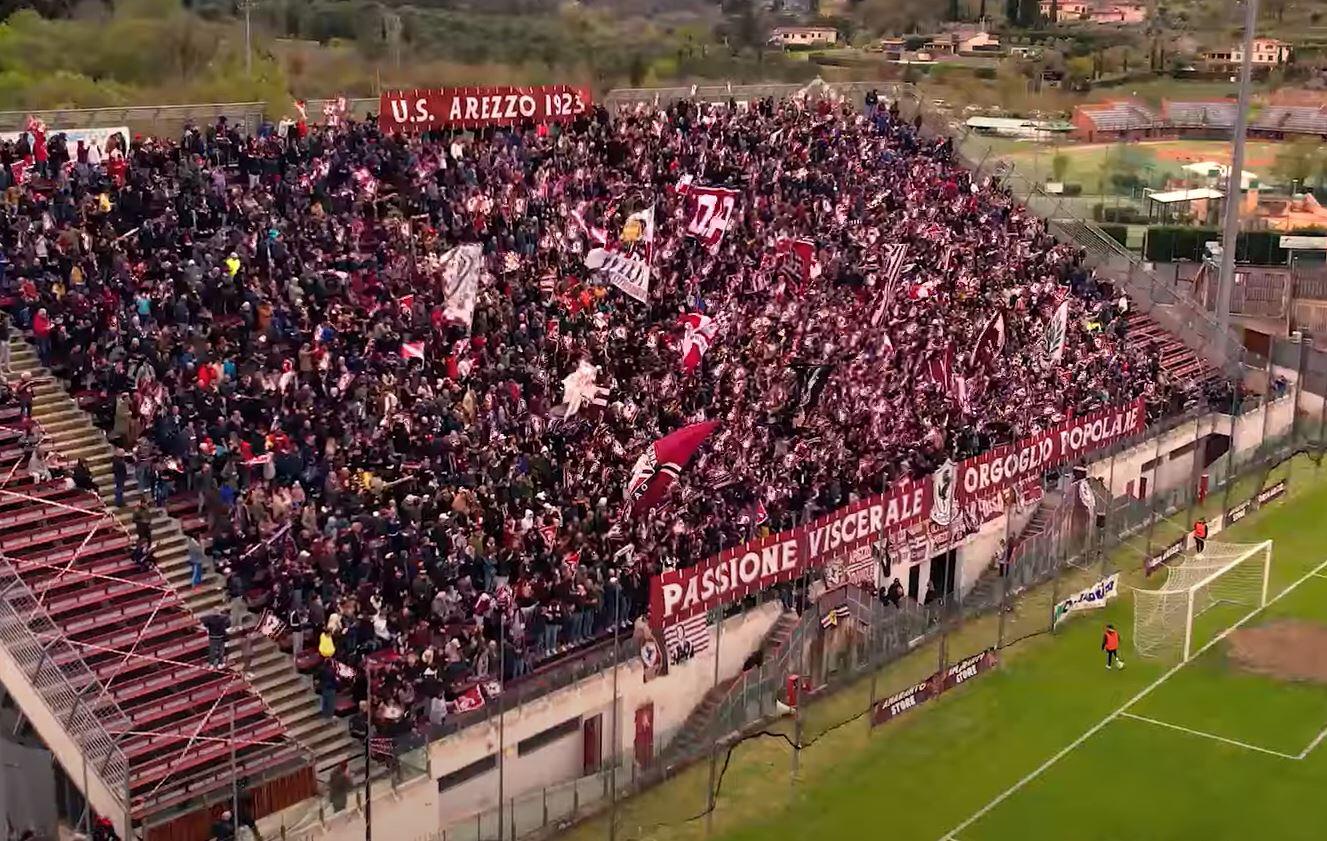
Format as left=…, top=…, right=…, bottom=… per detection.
left=1043, top=299, right=1070, bottom=364
left=440, top=244, right=484, bottom=330
left=586, top=248, right=651, bottom=303
left=560, top=360, right=609, bottom=417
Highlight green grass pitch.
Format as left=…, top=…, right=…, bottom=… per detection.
left=560, top=457, right=1327, bottom=841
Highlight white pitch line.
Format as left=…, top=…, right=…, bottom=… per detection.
left=1298, top=724, right=1327, bottom=759
left=1311, top=572, right=1327, bottom=580
left=935, top=552, right=1327, bottom=841
left=1118, top=712, right=1300, bottom=760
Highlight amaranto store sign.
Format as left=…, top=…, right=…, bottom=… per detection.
left=649, top=399, right=1144, bottom=628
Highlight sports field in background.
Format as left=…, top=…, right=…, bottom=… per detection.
left=988, top=139, right=1285, bottom=193
left=560, top=455, right=1327, bottom=841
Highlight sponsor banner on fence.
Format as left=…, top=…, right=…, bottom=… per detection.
left=1227, top=499, right=1251, bottom=525
left=651, top=478, right=930, bottom=626
left=871, top=648, right=998, bottom=727
left=1145, top=537, right=1186, bottom=576
left=870, top=679, right=937, bottom=726
left=954, top=400, right=1144, bottom=503
left=1052, top=573, right=1119, bottom=628
left=1257, top=480, right=1287, bottom=506
left=379, top=85, right=592, bottom=132
left=942, top=648, right=999, bottom=691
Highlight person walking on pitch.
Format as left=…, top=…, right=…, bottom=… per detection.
left=1102, top=623, right=1124, bottom=670
left=1192, top=518, right=1208, bottom=557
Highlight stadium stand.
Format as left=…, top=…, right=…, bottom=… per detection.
left=0, top=87, right=1237, bottom=835
left=1160, top=100, right=1238, bottom=132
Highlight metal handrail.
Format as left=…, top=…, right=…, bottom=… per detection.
left=0, top=552, right=131, bottom=796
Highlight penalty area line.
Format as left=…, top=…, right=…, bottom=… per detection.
left=1298, top=723, right=1327, bottom=760
left=1118, top=712, right=1299, bottom=760
left=934, top=553, right=1327, bottom=841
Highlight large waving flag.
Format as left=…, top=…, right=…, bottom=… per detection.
left=1042, top=299, right=1070, bottom=364
left=678, top=313, right=718, bottom=373
left=970, top=312, right=1006, bottom=372
left=625, top=421, right=719, bottom=513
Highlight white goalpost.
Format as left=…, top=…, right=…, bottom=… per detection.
left=1132, top=540, right=1273, bottom=661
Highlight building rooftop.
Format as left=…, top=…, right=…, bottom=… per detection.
left=1148, top=187, right=1225, bottom=204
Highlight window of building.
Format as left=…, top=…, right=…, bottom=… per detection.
left=517, top=716, right=583, bottom=756
left=436, top=754, right=497, bottom=793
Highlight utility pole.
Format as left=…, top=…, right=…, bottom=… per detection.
left=364, top=663, right=373, bottom=841
left=1215, top=0, right=1261, bottom=349
left=244, top=0, right=253, bottom=76
left=230, top=703, right=240, bottom=838
left=610, top=579, right=622, bottom=841
left=497, top=610, right=506, bottom=841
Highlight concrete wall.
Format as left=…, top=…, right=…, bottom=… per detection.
left=300, top=601, right=783, bottom=841
left=1086, top=397, right=1295, bottom=503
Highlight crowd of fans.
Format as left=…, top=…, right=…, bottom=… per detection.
left=0, top=91, right=1215, bottom=732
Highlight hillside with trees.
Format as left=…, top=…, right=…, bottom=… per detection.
left=0, top=0, right=831, bottom=111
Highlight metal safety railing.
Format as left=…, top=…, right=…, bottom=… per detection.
left=0, top=553, right=132, bottom=797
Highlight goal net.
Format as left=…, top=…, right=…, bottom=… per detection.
left=1132, top=541, right=1272, bottom=661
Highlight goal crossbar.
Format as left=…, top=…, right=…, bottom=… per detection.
left=1132, top=540, right=1272, bottom=661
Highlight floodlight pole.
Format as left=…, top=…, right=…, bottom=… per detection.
left=1215, top=0, right=1261, bottom=347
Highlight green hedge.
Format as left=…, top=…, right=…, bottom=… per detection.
left=1143, top=226, right=1327, bottom=264
left=1143, top=226, right=1218, bottom=262
left=1098, top=223, right=1129, bottom=248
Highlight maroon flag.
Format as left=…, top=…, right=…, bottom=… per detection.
left=870, top=243, right=909, bottom=328
left=684, top=185, right=739, bottom=251
left=625, top=421, right=719, bottom=513
left=970, top=313, right=1006, bottom=371
left=775, top=237, right=815, bottom=285
left=451, top=684, right=485, bottom=713
left=922, top=346, right=954, bottom=392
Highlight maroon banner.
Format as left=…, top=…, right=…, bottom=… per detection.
left=651, top=479, right=930, bottom=626
left=941, top=647, right=999, bottom=691
left=870, top=679, right=937, bottom=726
left=871, top=648, right=998, bottom=727
left=379, top=85, right=592, bottom=132
left=649, top=401, right=1143, bottom=630
left=956, top=399, right=1144, bottom=503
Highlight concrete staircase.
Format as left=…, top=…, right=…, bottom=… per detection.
left=5, top=338, right=360, bottom=782
left=663, top=609, right=800, bottom=764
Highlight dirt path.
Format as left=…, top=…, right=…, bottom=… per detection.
left=1228, top=620, right=1327, bottom=683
